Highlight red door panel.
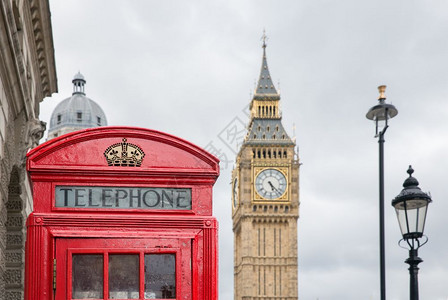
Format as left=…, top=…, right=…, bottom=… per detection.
left=55, top=238, right=191, bottom=300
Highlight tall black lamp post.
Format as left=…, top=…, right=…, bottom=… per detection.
left=392, top=166, right=432, bottom=300
left=366, top=85, right=398, bottom=300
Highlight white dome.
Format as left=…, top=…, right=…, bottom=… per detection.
left=48, top=73, right=107, bottom=139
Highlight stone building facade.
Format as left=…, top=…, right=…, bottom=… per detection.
left=232, top=40, right=300, bottom=299
left=0, top=0, right=57, bottom=299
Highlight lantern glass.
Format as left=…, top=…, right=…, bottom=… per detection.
left=393, top=198, right=429, bottom=239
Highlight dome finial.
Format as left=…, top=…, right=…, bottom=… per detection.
left=72, top=71, right=86, bottom=95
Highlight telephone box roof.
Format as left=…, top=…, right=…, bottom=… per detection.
left=28, top=126, right=220, bottom=178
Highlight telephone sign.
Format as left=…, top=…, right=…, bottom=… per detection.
left=25, top=127, right=219, bottom=300
left=55, top=186, right=192, bottom=209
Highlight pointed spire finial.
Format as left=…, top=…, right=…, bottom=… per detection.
left=253, top=31, right=278, bottom=97
left=261, top=29, right=268, bottom=49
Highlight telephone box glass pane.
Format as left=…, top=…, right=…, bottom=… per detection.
left=72, top=254, right=103, bottom=299
left=109, top=254, right=139, bottom=299
left=144, top=254, right=176, bottom=299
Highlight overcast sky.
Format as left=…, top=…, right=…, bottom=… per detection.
left=40, top=1, right=448, bottom=299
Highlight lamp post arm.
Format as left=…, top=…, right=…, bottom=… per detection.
left=380, top=125, right=389, bottom=136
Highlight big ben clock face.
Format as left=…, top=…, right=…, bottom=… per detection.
left=255, top=168, right=287, bottom=200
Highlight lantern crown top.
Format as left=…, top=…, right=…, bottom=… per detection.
left=393, top=165, right=432, bottom=205
left=378, top=85, right=386, bottom=100
left=366, top=85, right=398, bottom=122
left=403, top=165, right=419, bottom=188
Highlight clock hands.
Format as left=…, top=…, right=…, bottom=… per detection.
left=268, top=181, right=278, bottom=192
left=256, top=169, right=286, bottom=199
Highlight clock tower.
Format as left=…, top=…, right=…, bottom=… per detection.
left=232, top=39, right=300, bottom=300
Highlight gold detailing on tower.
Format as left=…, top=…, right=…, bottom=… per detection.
left=253, top=166, right=289, bottom=202
left=251, top=100, right=281, bottom=119
left=104, top=138, right=145, bottom=167
left=378, top=85, right=387, bottom=100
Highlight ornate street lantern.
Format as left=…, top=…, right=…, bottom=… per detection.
left=392, top=165, right=432, bottom=300
left=392, top=166, right=432, bottom=240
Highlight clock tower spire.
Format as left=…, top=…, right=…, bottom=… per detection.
left=232, top=37, right=300, bottom=300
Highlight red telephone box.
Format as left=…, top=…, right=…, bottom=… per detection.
left=25, top=127, right=219, bottom=300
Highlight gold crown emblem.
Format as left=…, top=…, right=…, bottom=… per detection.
left=104, top=138, right=145, bottom=167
